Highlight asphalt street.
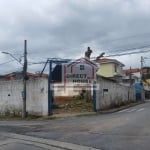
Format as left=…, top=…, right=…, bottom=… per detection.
left=0, top=100, right=150, bottom=150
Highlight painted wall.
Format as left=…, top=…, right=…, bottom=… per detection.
left=61, top=58, right=97, bottom=96
left=0, top=80, right=23, bottom=116
left=96, top=76, right=136, bottom=110
left=97, top=63, right=114, bottom=77
left=26, top=78, right=48, bottom=116
left=143, top=79, right=150, bottom=91
left=54, top=82, right=92, bottom=97
left=0, top=78, right=48, bottom=116
left=114, top=64, right=124, bottom=76
left=54, top=83, right=79, bottom=96
left=97, top=63, right=124, bottom=77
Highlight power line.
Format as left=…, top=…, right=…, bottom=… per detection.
left=26, top=49, right=150, bottom=65
left=144, top=57, right=150, bottom=59
left=0, top=67, right=23, bottom=75
left=2, top=43, right=150, bottom=66
left=100, top=32, right=150, bottom=44
left=99, top=33, right=150, bottom=52
left=26, top=43, right=150, bottom=61
left=0, top=60, right=15, bottom=65
left=22, top=47, right=150, bottom=64
left=106, top=49, right=150, bottom=57
left=105, top=44, right=150, bottom=54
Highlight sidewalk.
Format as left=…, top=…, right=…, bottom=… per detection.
left=0, top=101, right=145, bottom=121
left=99, top=101, right=145, bottom=114
left=44, top=111, right=97, bottom=120
left=43, top=101, right=145, bottom=120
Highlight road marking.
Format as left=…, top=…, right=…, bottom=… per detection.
left=127, top=109, right=137, bottom=112
left=137, top=108, right=145, bottom=112
left=118, top=109, right=129, bottom=113
left=1, top=132, right=101, bottom=150
left=118, top=108, right=145, bottom=113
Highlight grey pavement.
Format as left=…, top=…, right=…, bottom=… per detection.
left=0, top=132, right=99, bottom=150
left=0, top=100, right=150, bottom=150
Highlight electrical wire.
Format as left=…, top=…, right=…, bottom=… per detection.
left=26, top=49, right=150, bottom=65
left=100, top=32, right=150, bottom=44
left=106, top=49, right=150, bottom=57
left=1, top=46, right=150, bottom=66
left=0, top=67, right=23, bottom=75
left=0, top=60, right=15, bottom=65
left=1, top=38, right=150, bottom=73
left=105, top=44, right=150, bottom=54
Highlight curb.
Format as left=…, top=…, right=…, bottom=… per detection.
left=99, top=101, right=145, bottom=114
left=42, top=112, right=97, bottom=120
left=0, top=101, right=146, bottom=121
left=1, top=132, right=101, bottom=150
left=39, top=101, right=145, bottom=120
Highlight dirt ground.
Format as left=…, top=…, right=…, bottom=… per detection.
left=53, top=96, right=93, bottom=114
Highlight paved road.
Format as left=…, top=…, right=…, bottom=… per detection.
left=0, top=101, right=150, bottom=150
left=0, top=132, right=98, bottom=150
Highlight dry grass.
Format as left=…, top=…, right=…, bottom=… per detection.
left=53, top=96, right=93, bottom=114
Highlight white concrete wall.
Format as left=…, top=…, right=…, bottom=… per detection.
left=0, top=78, right=48, bottom=116
left=54, top=82, right=93, bottom=97
left=26, top=78, right=48, bottom=116
left=0, top=80, right=23, bottom=116
left=54, top=83, right=86, bottom=96
left=96, top=76, right=136, bottom=110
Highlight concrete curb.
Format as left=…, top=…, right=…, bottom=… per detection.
left=38, top=101, right=145, bottom=120
left=0, top=101, right=145, bottom=121
left=99, top=101, right=145, bottom=114
left=1, top=132, right=101, bottom=150
left=41, top=112, right=97, bottom=120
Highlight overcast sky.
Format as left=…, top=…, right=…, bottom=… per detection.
left=0, top=0, right=150, bottom=74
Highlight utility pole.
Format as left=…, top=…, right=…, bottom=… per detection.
left=141, top=56, right=144, bottom=80
left=22, top=40, right=27, bottom=118
left=129, top=66, right=132, bottom=87
left=140, top=56, right=145, bottom=101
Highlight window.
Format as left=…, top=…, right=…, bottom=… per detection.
left=114, top=64, right=117, bottom=72
left=80, top=65, right=84, bottom=70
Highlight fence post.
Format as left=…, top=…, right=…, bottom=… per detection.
left=93, top=80, right=97, bottom=112
left=48, top=61, right=53, bottom=115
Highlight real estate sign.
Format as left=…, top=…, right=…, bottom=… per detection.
left=62, top=58, right=97, bottom=93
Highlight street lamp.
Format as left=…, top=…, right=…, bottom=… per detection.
left=2, top=51, right=23, bottom=65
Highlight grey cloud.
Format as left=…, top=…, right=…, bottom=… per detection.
left=0, top=0, right=150, bottom=73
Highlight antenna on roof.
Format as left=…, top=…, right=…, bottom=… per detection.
left=96, top=52, right=105, bottom=60
left=85, top=47, right=92, bottom=59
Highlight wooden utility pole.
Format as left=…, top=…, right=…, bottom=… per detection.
left=140, top=56, right=145, bottom=101
left=129, top=66, right=132, bottom=87
left=22, top=40, right=27, bottom=118
left=141, top=56, right=144, bottom=81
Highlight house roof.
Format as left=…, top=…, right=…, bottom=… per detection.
left=68, top=57, right=97, bottom=67
left=52, top=58, right=98, bottom=83
left=0, top=71, right=48, bottom=80
left=124, top=68, right=147, bottom=75
left=94, top=58, right=125, bottom=67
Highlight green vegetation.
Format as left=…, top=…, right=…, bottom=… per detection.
left=142, top=67, right=150, bottom=80
left=53, top=95, right=93, bottom=114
